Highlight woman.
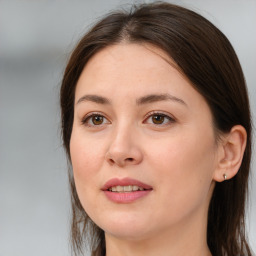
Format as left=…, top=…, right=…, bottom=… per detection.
left=60, top=2, right=253, bottom=256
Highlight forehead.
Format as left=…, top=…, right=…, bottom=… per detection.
left=76, top=43, right=209, bottom=110
left=82, top=43, right=179, bottom=77
left=97, top=42, right=177, bottom=63
left=76, top=43, right=191, bottom=97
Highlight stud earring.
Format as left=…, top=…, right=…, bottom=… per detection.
left=223, top=174, right=227, bottom=181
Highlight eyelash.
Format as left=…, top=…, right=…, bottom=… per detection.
left=144, top=111, right=175, bottom=126
left=81, top=112, right=109, bottom=127
left=81, top=111, right=175, bottom=128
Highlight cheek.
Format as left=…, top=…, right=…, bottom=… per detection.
left=69, top=131, right=106, bottom=208
left=147, top=130, right=216, bottom=211
left=149, top=133, right=215, bottom=174
left=70, top=129, right=105, bottom=176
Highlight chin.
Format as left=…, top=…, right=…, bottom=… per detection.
left=105, top=226, right=150, bottom=241
left=95, top=212, right=152, bottom=240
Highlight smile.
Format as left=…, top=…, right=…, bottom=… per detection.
left=102, top=177, right=153, bottom=203
left=108, top=185, right=146, bottom=192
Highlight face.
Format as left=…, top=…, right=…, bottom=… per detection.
left=70, top=43, right=219, bottom=240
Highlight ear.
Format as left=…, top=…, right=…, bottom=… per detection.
left=213, top=125, right=247, bottom=182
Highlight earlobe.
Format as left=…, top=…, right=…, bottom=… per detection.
left=213, top=125, right=247, bottom=182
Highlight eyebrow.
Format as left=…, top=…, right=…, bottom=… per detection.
left=76, top=94, right=111, bottom=105
left=76, top=93, right=187, bottom=107
left=136, top=93, right=187, bottom=106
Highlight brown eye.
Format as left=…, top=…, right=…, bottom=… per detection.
left=152, top=114, right=165, bottom=124
left=92, top=115, right=104, bottom=125
left=144, top=112, right=175, bottom=126
left=82, top=113, right=109, bottom=127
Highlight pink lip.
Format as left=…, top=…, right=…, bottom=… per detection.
left=102, top=177, right=153, bottom=204
left=102, top=177, right=153, bottom=191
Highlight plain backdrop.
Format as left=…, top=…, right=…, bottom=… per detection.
left=0, top=0, right=255, bottom=255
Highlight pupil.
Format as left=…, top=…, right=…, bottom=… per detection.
left=153, top=115, right=164, bottom=124
left=93, top=116, right=103, bottom=125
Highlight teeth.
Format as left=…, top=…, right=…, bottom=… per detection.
left=133, top=185, right=139, bottom=191
left=124, top=185, right=132, bottom=192
left=109, top=185, right=145, bottom=192
left=116, top=186, right=124, bottom=192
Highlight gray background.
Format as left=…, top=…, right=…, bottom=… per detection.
left=0, top=0, right=255, bottom=255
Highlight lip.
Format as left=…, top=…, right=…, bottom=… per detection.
left=101, top=177, right=153, bottom=191
left=102, top=177, right=153, bottom=204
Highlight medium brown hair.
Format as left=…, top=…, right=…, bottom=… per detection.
left=60, top=2, right=252, bottom=256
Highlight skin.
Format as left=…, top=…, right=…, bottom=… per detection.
left=70, top=43, right=246, bottom=256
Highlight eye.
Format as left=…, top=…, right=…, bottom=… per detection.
left=81, top=113, right=110, bottom=127
left=144, top=112, right=175, bottom=126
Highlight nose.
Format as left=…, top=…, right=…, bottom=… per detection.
left=105, top=125, right=143, bottom=167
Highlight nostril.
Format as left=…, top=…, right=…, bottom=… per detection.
left=126, top=158, right=134, bottom=162
left=109, top=159, right=115, bottom=164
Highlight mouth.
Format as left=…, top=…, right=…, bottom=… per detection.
left=107, top=185, right=149, bottom=192
left=102, top=177, right=153, bottom=192
left=102, top=177, right=153, bottom=203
